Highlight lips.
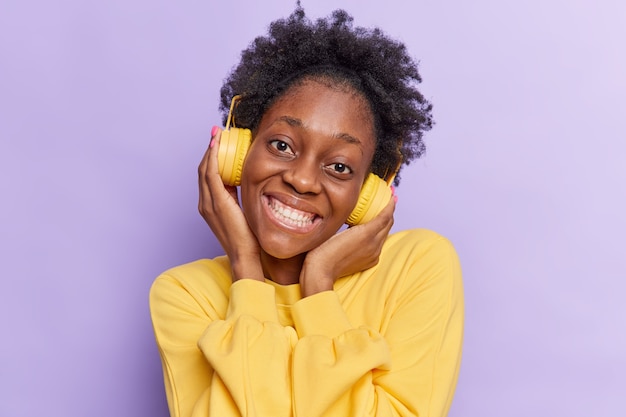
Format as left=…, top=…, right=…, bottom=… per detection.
left=265, top=196, right=319, bottom=231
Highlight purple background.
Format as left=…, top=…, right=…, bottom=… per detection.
left=1, top=1, right=625, bottom=416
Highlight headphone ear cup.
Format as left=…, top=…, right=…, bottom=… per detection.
left=217, top=127, right=252, bottom=186
left=346, top=173, right=393, bottom=226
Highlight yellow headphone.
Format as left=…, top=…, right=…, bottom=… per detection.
left=217, top=96, right=398, bottom=226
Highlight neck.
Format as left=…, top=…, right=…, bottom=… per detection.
left=260, top=250, right=306, bottom=285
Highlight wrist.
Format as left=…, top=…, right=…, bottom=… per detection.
left=230, top=255, right=264, bottom=282
left=300, top=262, right=334, bottom=297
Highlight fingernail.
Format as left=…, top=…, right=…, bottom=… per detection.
left=390, top=185, right=396, bottom=195
left=209, top=139, right=215, bottom=149
left=211, top=125, right=219, bottom=137
left=394, top=195, right=398, bottom=203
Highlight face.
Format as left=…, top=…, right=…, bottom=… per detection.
left=240, top=80, right=376, bottom=260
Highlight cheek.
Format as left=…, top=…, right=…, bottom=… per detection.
left=239, top=163, right=258, bottom=218
left=240, top=139, right=272, bottom=181
left=239, top=147, right=263, bottom=191
left=329, top=183, right=362, bottom=217
left=239, top=157, right=270, bottom=219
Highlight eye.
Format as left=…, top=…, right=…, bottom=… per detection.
left=269, top=139, right=295, bottom=155
left=326, top=162, right=353, bottom=176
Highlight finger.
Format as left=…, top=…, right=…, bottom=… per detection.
left=379, top=195, right=396, bottom=218
left=225, top=184, right=239, bottom=204
left=381, top=197, right=396, bottom=228
left=206, top=127, right=222, bottom=179
left=198, top=127, right=221, bottom=212
left=359, top=195, right=395, bottom=231
left=198, top=126, right=220, bottom=180
left=205, top=128, right=228, bottom=196
left=356, top=198, right=394, bottom=246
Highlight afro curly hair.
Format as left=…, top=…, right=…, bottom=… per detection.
left=219, top=5, right=433, bottom=184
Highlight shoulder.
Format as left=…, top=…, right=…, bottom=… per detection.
left=383, top=229, right=459, bottom=263
left=379, top=229, right=463, bottom=293
left=149, top=256, right=233, bottom=315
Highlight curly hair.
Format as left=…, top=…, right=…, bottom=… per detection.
left=219, top=5, right=433, bottom=184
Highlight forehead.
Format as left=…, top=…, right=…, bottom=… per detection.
left=275, top=76, right=373, bottom=114
left=260, top=80, right=376, bottom=147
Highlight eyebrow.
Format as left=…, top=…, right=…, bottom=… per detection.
left=275, top=115, right=363, bottom=146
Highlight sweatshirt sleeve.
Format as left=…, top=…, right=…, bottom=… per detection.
left=150, top=271, right=219, bottom=417
left=150, top=263, right=296, bottom=417
left=197, top=279, right=298, bottom=417
left=290, top=234, right=464, bottom=417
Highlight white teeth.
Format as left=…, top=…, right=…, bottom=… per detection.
left=268, top=198, right=315, bottom=228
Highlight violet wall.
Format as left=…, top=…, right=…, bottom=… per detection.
left=1, top=1, right=624, bottom=416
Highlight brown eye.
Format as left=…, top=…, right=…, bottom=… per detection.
left=269, top=139, right=294, bottom=155
left=334, top=163, right=347, bottom=173
left=327, top=162, right=353, bottom=175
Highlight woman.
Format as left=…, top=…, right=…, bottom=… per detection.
left=150, top=7, right=463, bottom=417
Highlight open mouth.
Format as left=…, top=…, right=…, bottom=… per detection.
left=266, top=196, right=319, bottom=230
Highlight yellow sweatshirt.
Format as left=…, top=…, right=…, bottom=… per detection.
left=150, top=229, right=464, bottom=417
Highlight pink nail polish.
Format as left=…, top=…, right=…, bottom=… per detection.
left=394, top=195, right=398, bottom=203
left=209, top=139, right=215, bottom=149
left=211, top=125, right=219, bottom=137
left=390, top=185, right=396, bottom=195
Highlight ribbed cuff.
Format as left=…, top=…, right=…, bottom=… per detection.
left=227, top=279, right=279, bottom=323
left=292, top=291, right=353, bottom=338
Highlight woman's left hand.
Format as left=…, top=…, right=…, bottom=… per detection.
left=299, top=197, right=396, bottom=297
left=197, top=127, right=264, bottom=282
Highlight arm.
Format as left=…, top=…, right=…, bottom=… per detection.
left=197, top=127, right=264, bottom=282
left=150, top=267, right=221, bottom=417
left=151, top=127, right=296, bottom=417
left=150, top=264, right=298, bottom=417
left=197, top=279, right=297, bottom=417
left=291, top=233, right=464, bottom=417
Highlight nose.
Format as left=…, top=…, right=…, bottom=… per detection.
left=282, top=158, right=322, bottom=195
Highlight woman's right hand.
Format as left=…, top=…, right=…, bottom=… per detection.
left=198, top=127, right=264, bottom=282
left=299, top=196, right=396, bottom=297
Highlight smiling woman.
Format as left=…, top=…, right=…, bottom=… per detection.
left=149, top=5, right=463, bottom=417
left=240, top=81, right=376, bottom=271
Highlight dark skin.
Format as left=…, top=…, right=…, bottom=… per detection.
left=198, top=80, right=395, bottom=297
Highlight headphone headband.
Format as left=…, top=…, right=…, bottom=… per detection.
left=225, top=95, right=242, bottom=129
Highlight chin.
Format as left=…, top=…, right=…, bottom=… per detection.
left=251, top=202, right=343, bottom=260
left=257, top=236, right=313, bottom=261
